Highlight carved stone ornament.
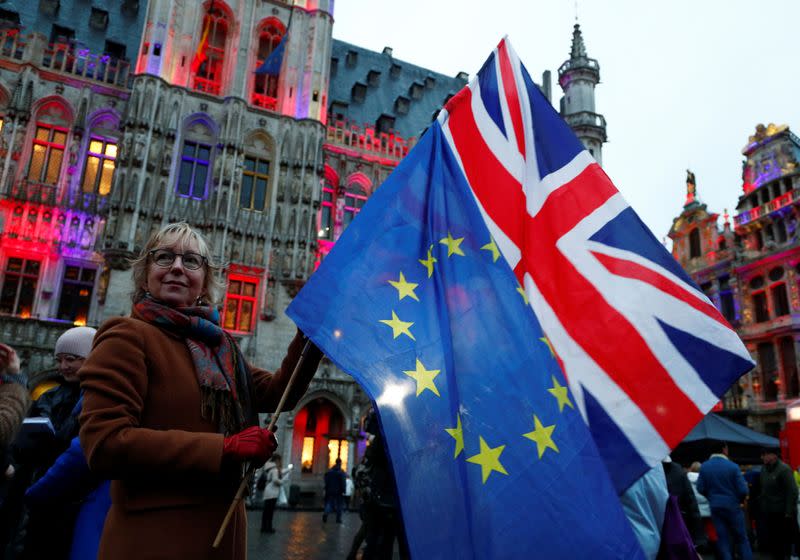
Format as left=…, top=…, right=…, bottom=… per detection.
left=103, top=248, right=135, bottom=270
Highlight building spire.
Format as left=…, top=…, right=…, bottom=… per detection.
left=570, top=23, right=587, bottom=59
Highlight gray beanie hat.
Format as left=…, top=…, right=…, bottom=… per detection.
left=54, top=326, right=97, bottom=358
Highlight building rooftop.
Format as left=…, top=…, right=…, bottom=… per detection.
left=328, top=40, right=468, bottom=139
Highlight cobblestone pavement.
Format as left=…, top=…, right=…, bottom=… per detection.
left=247, top=508, right=366, bottom=560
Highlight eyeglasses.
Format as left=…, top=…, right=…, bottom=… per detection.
left=148, top=249, right=207, bottom=270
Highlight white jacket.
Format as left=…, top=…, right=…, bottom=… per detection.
left=687, top=471, right=711, bottom=518
left=260, top=461, right=289, bottom=501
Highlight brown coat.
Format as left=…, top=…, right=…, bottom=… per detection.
left=79, top=313, right=321, bottom=560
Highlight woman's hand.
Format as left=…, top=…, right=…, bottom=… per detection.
left=0, top=344, right=20, bottom=376
left=222, top=426, right=277, bottom=465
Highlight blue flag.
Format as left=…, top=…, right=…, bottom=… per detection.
left=287, top=93, right=644, bottom=559
left=255, top=34, right=287, bottom=76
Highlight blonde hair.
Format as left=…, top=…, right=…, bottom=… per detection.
left=130, top=222, right=224, bottom=305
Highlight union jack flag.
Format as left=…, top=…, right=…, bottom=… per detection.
left=439, top=38, right=754, bottom=492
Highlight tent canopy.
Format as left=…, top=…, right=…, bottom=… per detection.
left=671, top=413, right=779, bottom=466
left=683, top=413, right=779, bottom=447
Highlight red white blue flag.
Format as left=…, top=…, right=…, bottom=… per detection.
left=439, top=38, right=754, bottom=492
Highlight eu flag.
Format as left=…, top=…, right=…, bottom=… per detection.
left=255, top=34, right=287, bottom=76
left=287, top=118, right=644, bottom=555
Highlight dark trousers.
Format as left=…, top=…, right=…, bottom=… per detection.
left=323, top=495, right=343, bottom=522
left=260, top=498, right=277, bottom=532
left=761, top=512, right=795, bottom=560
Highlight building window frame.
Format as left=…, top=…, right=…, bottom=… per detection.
left=752, top=290, right=770, bottom=323
left=688, top=228, right=701, bottom=259
left=192, top=9, right=229, bottom=96
left=0, top=256, right=41, bottom=317
left=27, top=123, right=68, bottom=186
left=56, top=263, right=96, bottom=324
left=319, top=180, right=335, bottom=240
left=239, top=156, right=270, bottom=211
left=251, top=18, right=285, bottom=110
left=222, top=274, right=258, bottom=333
left=342, top=184, right=367, bottom=230
left=176, top=140, right=212, bottom=199
left=81, top=136, right=117, bottom=195
left=770, top=282, right=791, bottom=317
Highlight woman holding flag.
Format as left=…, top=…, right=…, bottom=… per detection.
left=78, top=222, right=322, bottom=559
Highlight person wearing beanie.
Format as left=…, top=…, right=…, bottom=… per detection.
left=0, top=327, right=96, bottom=559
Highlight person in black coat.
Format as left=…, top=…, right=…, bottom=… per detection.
left=662, top=457, right=703, bottom=546
left=323, top=458, right=347, bottom=523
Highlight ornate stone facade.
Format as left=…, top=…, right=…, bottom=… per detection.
left=669, top=124, right=800, bottom=435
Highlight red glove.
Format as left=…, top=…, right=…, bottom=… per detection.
left=222, top=426, right=277, bottom=464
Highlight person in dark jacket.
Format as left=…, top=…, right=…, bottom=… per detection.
left=758, top=448, right=798, bottom=560
left=323, top=458, right=346, bottom=523
left=697, top=441, right=752, bottom=560
left=662, top=456, right=702, bottom=546
left=25, top=432, right=110, bottom=560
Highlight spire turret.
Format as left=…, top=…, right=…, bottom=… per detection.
left=557, top=24, right=607, bottom=166
left=570, top=23, right=587, bottom=59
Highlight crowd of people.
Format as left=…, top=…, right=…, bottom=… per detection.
left=626, top=439, right=800, bottom=560
left=0, top=222, right=323, bottom=559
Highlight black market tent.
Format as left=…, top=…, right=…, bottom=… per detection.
left=670, top=413, right=780, bottom=466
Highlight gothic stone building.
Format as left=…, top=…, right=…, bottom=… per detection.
left=0, top=1, right=607, bottom=503
left=669, top=123, right=800, bottom=436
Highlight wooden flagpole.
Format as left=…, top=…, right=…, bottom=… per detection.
left=212, top=338, right=313, bottom=549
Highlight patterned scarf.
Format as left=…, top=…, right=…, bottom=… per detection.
left=134, top=295, right=257, bottom=435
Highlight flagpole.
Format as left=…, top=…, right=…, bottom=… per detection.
left=212, top=338, right=314, bottom=549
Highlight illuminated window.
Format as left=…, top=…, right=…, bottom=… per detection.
left=318, top=180, right=335, bottom=239
left=251, top=19, right=285, bottom=110
left=176, top=140, right=211, bottom=199
left=28, top=124, right=67, bottom=185
left=301, top=436, right=314, bottom=473
left=343, top=183, right=367, bottom=230
left=81, top=138, right=117, bottom=195
left=56, top=265, right=95, bottom=324
left=0, top=257, right=40, bottom=317
left=240, top=156, right=270, bottom=211
left=192, top=9, right=228, bottom=96
left=327, top=438, right=349, bottom=473
left=223, top=275, right=257, bottom=332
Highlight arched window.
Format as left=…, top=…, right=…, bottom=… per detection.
left=192, top=6, right=229, bottom=96
left=27, top=101, right=71, bottom=187
left=343, top=182, right=368, bottom=230
left=239, top=156, right=270, bottom=211
left=688, top=228, right=701, bottom=259
left=81, top=113, right=119, bottom=196
left=252, top=18, right=285, bottom=110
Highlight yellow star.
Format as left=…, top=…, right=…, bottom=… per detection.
left=378, top=311, right=415, bottom=340
left=388, top=272, right=419, bottom=302
left=523, top=415, right=559, bottom=459
left=548, top=375, right=574, bottom=413
left=439, top=232, right=465, bottom=257
left=516, top=286, right=529, bottom=305
left=466, top=436, right=508, bottom=484
left=481, top=238, right=501, bottom=262
left=419, top=245, right=438, bottom=278
left=540, top=336, right=556, bottom=358
left=403, top=358, right=441, bottom=397
left=445, top=415, right=464, bottom=458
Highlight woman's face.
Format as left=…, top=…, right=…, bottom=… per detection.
left=145, top=234, right=207, bottom=308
